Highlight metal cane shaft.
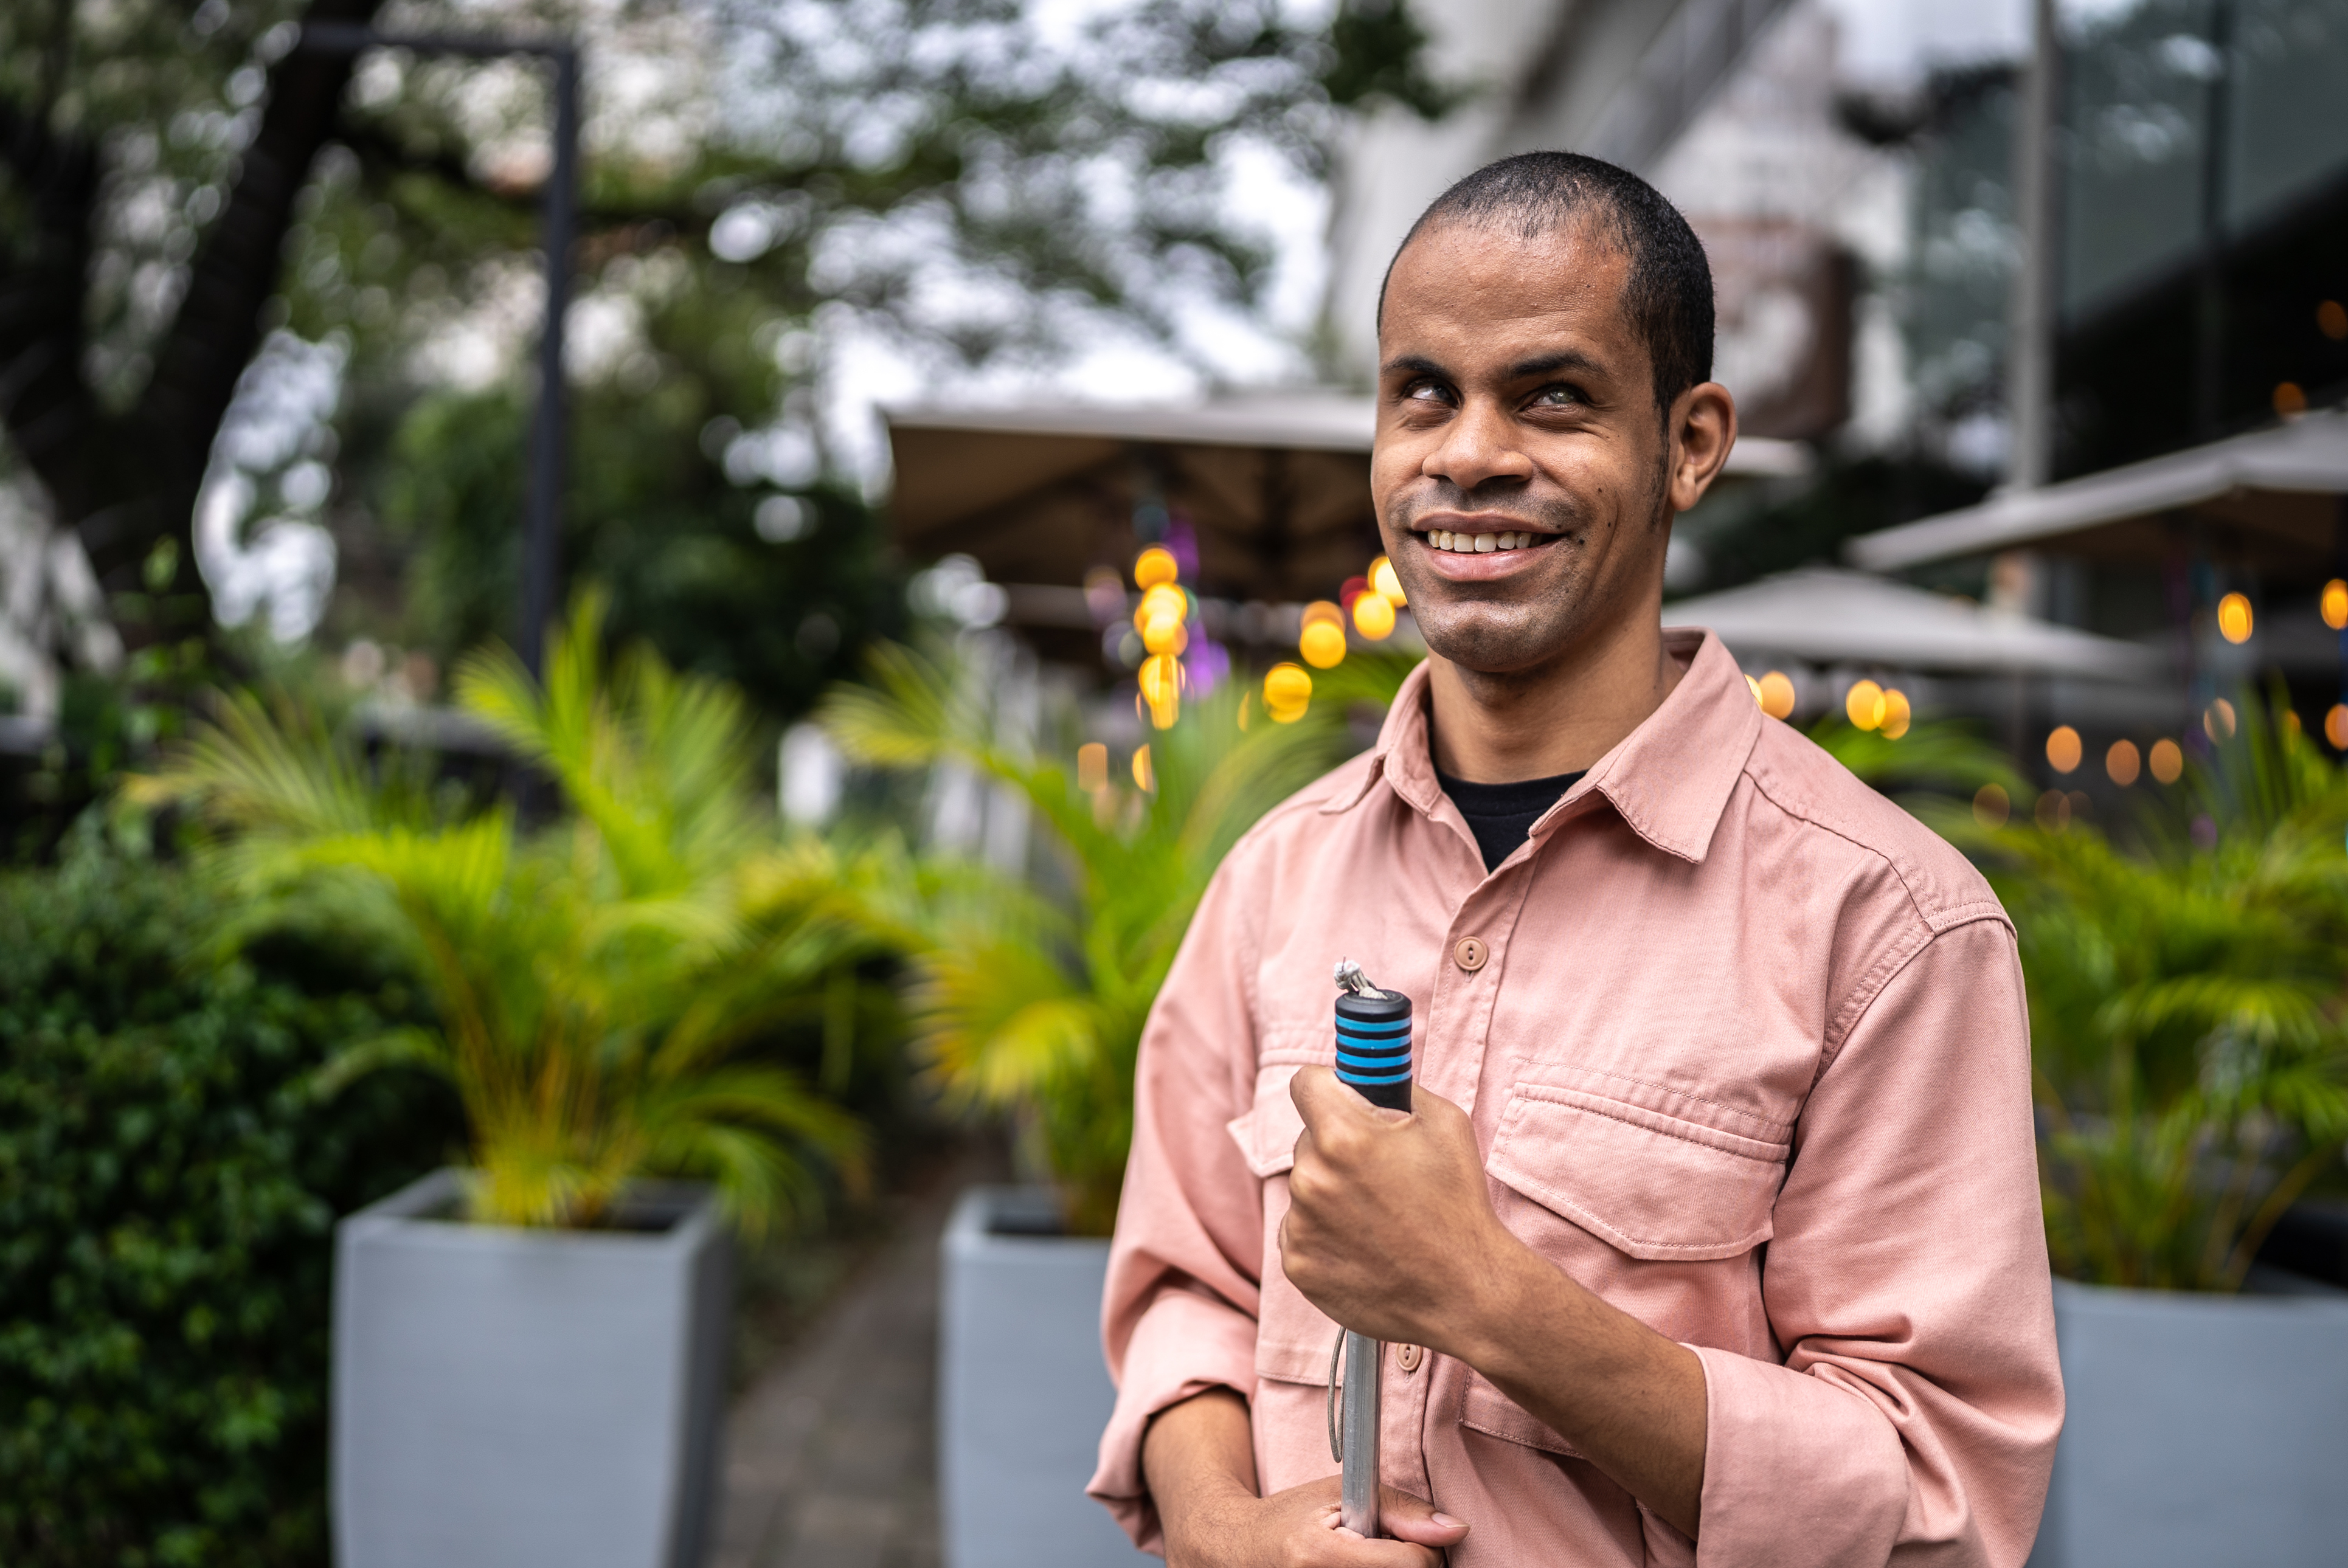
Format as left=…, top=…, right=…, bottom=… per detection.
left=1328, top=960, right=1414, bottom=1541
left=1340, top=1330, right=1383, bottom=1536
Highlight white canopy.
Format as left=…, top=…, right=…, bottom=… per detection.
left=1847, top=411, right=2348, bottom=572
left=1664, top=567, right=2160, bottom=679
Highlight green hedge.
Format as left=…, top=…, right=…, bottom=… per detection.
left=0, top=844, right=458, bottom=1567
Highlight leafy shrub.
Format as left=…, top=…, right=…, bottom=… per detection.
left=1979, top=698, right=2348, bottom=1290
left=136, top=593, right=886, bottom=1232
left=0, top=837, right=457, bottom=1566
left=823, top=640, right=1397, bottom=1232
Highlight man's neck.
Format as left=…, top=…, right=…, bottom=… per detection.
left=1424, top=609, right=1684, bottom=784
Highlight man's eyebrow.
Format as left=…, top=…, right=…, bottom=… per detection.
left=1505, top=350, right=1605, bottom=381
left=1379, top=353, right=1450, bottom=380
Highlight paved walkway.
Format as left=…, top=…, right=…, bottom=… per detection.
left=713, top=1175, right=961, bottom=1568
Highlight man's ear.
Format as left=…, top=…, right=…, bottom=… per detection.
left=1666, top=382, right=1737, bottom=515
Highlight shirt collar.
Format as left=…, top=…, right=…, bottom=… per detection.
left=1324, top=628, right=1762, bottom=866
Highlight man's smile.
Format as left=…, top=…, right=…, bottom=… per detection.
left=1408, top=520, right=1562, bottom=579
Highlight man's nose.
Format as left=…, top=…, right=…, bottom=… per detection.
left=1423, top=397, right=1534, bottom=492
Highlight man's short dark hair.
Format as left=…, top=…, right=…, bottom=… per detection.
left=1379, top=151, right=1715, bottom=417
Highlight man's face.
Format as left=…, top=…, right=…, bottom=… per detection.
left=1372, top=219, right=1675, bottom=677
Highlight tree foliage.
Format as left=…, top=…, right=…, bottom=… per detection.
left=1, top=0, right=1449, bottom=660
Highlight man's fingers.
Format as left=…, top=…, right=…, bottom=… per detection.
left=1290, top=1063, right=1345, bottom=1125
left=1293, top=1064, right=1410, bottom=1130
left=1376, top=1486, right=1469, bottom=1547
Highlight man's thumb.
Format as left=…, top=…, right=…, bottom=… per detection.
left=1377, top=1487, right=1469, bottom=1546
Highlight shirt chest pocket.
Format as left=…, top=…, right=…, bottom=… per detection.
left=1486, top=1069, right=1791, bottom=1262
left=1463, top=1068, right=1792, bottom=1457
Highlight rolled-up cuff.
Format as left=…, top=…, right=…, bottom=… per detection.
left=1089, top=1288, right=1259, bottom=1554
left=1692, top=1344, right=1908, bottom=1568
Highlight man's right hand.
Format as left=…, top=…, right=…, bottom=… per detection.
left=1142, top=1389, right=1469, bottom=1568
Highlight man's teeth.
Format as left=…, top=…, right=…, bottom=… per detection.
left=1422, top=529, right=1541, bottom=553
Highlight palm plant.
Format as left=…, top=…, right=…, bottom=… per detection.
left=1984, top=696, right=2348, bottom=1290
left=823, top=639, right=1384, bottom=1232
left=132, top=593, right=887, bottom=1233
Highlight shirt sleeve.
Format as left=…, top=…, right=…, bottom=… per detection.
left=1693, top=914, right=2065, bottom=1568
left=1087, top=855, right=1272, bottom=1553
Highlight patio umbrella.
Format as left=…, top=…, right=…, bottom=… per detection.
left=1846, top=410, right=2348, bottom=574
left=1664, top=567, right=2159, bottom=679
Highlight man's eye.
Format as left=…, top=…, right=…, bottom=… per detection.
left=1531, top=385, right=1580, bottom=408
left=1405, top=381, right=1452, bottom=405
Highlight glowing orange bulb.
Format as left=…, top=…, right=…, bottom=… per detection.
left=1845, top=679, right=1886, bottom=731
left=2046, top=725, right=2082, bottom=773
left=2216, top=592, right=2253, bottom=644
left=1300, top=620, right=1348, bottom=669
left=1264, top=661, right=1312, bottom=723
left=1133, top=547, right=1179, bottom=589
left=1352, top=593, right=1397, bottom=639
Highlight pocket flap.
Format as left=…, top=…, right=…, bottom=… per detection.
left=1486, top=1074, right=1789, bottom=1262
left=1458, top=1372, right=1581, bottom=1458
left=1225, top=1066, right=1306, bottom=1179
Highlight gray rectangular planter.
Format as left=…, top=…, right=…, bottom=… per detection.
left=2029, top=1277, right=2348, bottom=1568
left=940, top=1186, right=1149, bottom=1568
left=334, top=1170, right=732, bottom=1568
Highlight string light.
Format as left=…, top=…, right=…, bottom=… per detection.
left=1076, top=742, right=1107, bottom=792
left=1138, top=653, right=1181, bottom=730
left=2322, top=580, right=2347, bottom=630
left=2203, top=699, right=2236, bottom=741
left=1369, top=555, right=1406, bottom=606
left=1131, top=744, right=1154, bottom=792
left=2216, top=592, right=2253, bottom=644
left=1973, top=784, right=2010, bottom=828
left=1298, top=601, right=1347, bottom=669
left=1756, top=671, right=1796, bottom=720
left=2106, top=739, right=2140, bottom=786
left=2329, top=705, right=2348, bottom=750
left=1264, top=662, right=1312, bottom=723
left=1846, top=679, right=1885, bottom=730
left=1879, top=688, right=1911, bottom=739
left=1132, top=547, right=1179, bottom=589
left=1352, top=593, right=1397, bottom=638
left=2046, top=725, right=2082, bottom=773
left=2149, top=739, right=2184, bottom=784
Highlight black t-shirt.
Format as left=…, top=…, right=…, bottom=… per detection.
left=1436, top=767, right=1586, bottom=872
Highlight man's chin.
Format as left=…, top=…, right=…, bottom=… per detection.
left=1412, top=607, right=1575, bottom=679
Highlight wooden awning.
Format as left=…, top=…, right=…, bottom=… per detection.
left=885, top=393, right=1813, bottom=606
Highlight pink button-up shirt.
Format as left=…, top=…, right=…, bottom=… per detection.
left=1089, top=630, right=2062, bottom=1567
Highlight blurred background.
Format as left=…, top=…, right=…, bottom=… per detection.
left=4, top=1, right=2347, bottom=1566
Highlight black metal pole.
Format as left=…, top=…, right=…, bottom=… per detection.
left=523, top=47, right=578, bottom=679
left=296, top=23, right=578, bottom=677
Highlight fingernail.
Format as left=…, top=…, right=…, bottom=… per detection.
left=1433, top=1513, right=1463, bottom=1528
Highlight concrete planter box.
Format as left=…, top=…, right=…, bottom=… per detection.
left=940, top=1186, right=1148, bottom=1568
left=2030, top=1277, right=2348, bottom=1568
left=333, top=1170, right=732, bottom=1568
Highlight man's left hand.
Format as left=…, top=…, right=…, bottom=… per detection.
left=1278, top=1068, right=1515, bottom=1355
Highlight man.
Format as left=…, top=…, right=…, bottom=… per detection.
left=1086, top=151, right=2062, bottom=1567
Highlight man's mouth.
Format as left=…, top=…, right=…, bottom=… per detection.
left=1415, top=527, right=1555, bottom=555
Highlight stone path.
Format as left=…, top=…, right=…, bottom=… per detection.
left=713, top=1176, right=961, bottom=1568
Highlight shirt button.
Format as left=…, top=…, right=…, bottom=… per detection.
left=1453, top=936, right=1488, bottom=972
left=1397, top=1344, right=1424, bottom=1373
